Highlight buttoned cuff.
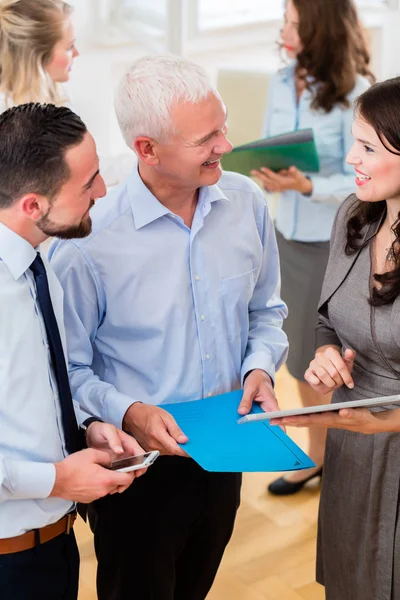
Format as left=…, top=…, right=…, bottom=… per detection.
left=103, top=391, right=143, bottom=430
left=5, top=460, right=56, bottom=500
left=306, top=175, right=331, bottom=202
left=241, top=352, right=275, bottom=387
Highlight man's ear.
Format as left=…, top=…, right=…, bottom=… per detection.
left=134, top=137, right=160, bottom=166
left=19, top=193, right=49, bottom=222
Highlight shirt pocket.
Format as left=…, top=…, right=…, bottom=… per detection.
left=219, top=267, right=257, bottom=341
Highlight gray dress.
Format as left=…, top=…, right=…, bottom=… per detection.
left=317, top=240, right=400, bottom=600
left=315, top=195, right=400, bottom=600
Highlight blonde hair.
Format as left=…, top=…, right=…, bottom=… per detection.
left=0, top=0, right=73, bottom=106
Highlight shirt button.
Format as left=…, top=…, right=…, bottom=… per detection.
left=200, top=314, right=205, bottom=321
left=195, top=275, right=200, bottom=281
left=205, top=354, right=210, bottom=359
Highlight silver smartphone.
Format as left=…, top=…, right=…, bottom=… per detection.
left=109, top=450, right=160, bottom=472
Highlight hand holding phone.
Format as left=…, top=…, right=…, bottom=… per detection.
left=109, top=450, right=160, bottom=473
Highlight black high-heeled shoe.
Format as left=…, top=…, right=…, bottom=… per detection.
left=267, top=467, right=323, bottom=496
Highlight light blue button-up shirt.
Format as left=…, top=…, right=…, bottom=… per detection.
left=0, top=223, right=77, bottom=538
left=49, top=169, right=288, bottom=428
left=264, top=63, right=370, bottom=241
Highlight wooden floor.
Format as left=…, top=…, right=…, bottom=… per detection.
left=76, top=366, right=325, bottom=600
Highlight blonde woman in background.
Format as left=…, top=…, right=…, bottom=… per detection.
left=0, top=0, right=76, bottom=107
left=0, top=0, right=133, bottom=186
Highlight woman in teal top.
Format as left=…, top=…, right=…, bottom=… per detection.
left=252, top=0, right=374, bottom=495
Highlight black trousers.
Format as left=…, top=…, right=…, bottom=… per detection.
left=0, top=530, right=79, bottom=600
left=88, top=456, right=242, bottom=600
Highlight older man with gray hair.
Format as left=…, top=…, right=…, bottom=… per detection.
left=50, top=55, right=288, bottom=600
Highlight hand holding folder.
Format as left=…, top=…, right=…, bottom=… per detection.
left=221, top=128, right=319, bottom=176
left=162, top=391, right=314, bottom=473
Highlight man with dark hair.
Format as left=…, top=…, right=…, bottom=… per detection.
left=0, top=103, right=145, bottom=600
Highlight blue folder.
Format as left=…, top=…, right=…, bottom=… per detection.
left=162, top=390, right=314, bottom=473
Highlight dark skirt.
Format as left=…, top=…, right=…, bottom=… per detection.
left=275, top=229, right=330, bottom=381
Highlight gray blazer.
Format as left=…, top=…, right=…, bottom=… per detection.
left=314, top=194, right=400, bottom=600
left=315, top=193, right=387, bottom=350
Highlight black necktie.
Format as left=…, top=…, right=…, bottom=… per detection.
left=30, top=253, right=80, bottom=454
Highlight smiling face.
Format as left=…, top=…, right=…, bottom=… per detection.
left=46, top=17, right=79, bottom=83
left=346, top=116, right=400, bottom=204
left=281, top=0, right=302, bottom=59
left=36, top=132, right=106, bottom=239
left=151, top=92, right=233, bottom=191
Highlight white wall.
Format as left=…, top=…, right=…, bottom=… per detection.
left=66, top=2, right=400, bottom=160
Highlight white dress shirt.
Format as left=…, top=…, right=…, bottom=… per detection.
left=0, top=223, right=81, bottom=537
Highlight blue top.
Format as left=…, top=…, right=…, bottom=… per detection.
left=0, top=224, right=81, bottom=537
left=49, top=168, right=288, bottom=429
left=263, top=63, right=370, bottom=241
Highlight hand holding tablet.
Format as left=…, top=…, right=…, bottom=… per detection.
left=237, top=394, right=400, bottom=424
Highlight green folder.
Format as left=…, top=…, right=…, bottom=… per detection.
left=221, top=128, right=319, bottom=175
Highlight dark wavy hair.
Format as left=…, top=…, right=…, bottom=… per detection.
left=345, top=77, right=400, bottom=306
left=289, top=0, right=375, bottom=112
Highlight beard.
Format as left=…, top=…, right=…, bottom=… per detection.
left=37, top=202, right=94, bottom=240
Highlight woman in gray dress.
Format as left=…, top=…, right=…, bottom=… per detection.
left=271, top=77, right=400, bottom=599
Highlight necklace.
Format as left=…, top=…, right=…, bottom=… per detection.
left=385, top=224, right=398, bottom=263
left=386, top=245, right=396, bottom=262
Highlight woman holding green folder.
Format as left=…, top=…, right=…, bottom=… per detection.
left=252, top=0, right=374, bottom=495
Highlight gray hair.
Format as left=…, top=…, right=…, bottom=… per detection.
left=114, top=54, right=218, bottom=149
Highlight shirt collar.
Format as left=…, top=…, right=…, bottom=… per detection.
left=0, top=222, right=37, bottom=280
left=279, top=61, right=315, bottom=86
left=126, top=166, right=229, bottom=230
left=279, top=61, right=296, bottom=83
left=198, top=181, right=230, bottom=208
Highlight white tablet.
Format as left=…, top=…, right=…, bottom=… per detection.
left=237, top=394, right=400, bottom=424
